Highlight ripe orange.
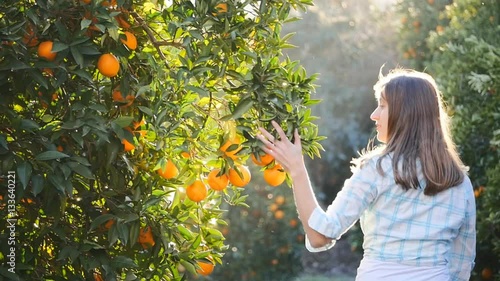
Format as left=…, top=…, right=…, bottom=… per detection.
left=115, top=15, right=131, bottom=29
left=121, top=31, right=137, bottom=50
left=112, top=89, right=134, bottom=106
left=251, top=152, right=274, bottom=166
left=207, top=169, right=229, bottom=191
left=482, top=267, right=493, bottom=280
left=196, top=260, right=215, bottom=276
left=157, top=160, right=179, bottom=179
left=82, top=0, right=91, bottom=4
left=263, top=164, right=286, bottom=187
left=56, top=145, right=64, bottom=152
left=186, top=180, right=208, bottom=202
left=103, top=219, right=115, bottom=230
left=97, top=53, right=120, bottom=77
left=274, top=195, right=285, bottom=205
left=289, top=218, right=298, bottom=228
left=101, top=0, right=117, bottom=7
left=213, top=3, right=228, bottom=15
left=220, top=136, right=242, bottom=160
left=93, top=272, right=104, bottom=281
left=274, top=209, right=285, bottom=220
left=22, top=24, right=38, bottom=47
left=228, top=165, right=251, bottom=187
left=137, top=226, right=155, bottom=249
left=38, top=41, right=57, bottom=61
left=121, top=139, right=135, bottom=152
left=268, top=203, right=278, bottom=212
left=133, top=119, right=145, bottom=129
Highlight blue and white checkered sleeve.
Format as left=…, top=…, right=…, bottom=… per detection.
left=306, top=160, right=378, bottom=251
left=449, top=177, right=476, bottom=281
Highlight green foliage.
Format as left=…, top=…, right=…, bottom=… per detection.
left=0, top=0, right=323, bottom=280
left=210, top=170, right=305, bottom=281
left=398, top=0, right=500, bottom=280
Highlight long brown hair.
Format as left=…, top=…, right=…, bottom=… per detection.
left=372, top=68, right=467, bottom=195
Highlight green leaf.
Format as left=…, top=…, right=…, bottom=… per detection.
left=90, top=214, right=116, bottom=231
left=113, top=116, right=134, bottom=128
left=51, top=41, right=69, bottom=52
left=137, top=106, right=154, bottom=116
left=17, top=161, right=32, bottom=190
left=20, top=119, right=40, bottom=131
left=0, top=134, right=8, bottom=150
left=222, top=97, right=254, bottom=120
left=35, top=151, right=70, bottom=161
left=67, top=162, right=95, bottom=179
left=111, top=256, right=138, bottom=269
left=31, top=174, right=44, bottom=197
left=70, top=45, right=84, bottom=68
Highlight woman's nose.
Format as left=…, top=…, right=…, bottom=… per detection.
left=370, top=108, right=379, bottom=121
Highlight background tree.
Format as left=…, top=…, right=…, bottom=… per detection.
left=0, top=0, right=324, bottom=280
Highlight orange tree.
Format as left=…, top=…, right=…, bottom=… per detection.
left=0, top=0, right=324, bottom=280
left=397, top=0, right=499, bottom=280
left=209, top=165, right=305, bottom=281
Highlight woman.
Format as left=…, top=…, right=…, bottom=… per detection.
left=257, top=69, right=476, bottom=281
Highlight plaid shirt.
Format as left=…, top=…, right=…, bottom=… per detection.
left=307, top=155, right=476, bottom=281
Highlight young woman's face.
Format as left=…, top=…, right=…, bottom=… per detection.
left=370, top=95, right=389, bottom=143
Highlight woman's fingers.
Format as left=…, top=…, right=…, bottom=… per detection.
left=271, top=120, right=290, bottom=144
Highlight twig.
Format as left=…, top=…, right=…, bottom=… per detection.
left=130, top=11, right=171, bottom=69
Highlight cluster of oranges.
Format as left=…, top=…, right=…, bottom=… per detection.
left=151, top=133, right=288, bottom=206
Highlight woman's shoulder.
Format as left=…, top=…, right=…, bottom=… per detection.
left=350, top=147, right=391, bottom=173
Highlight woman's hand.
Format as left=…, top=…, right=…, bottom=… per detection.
left=256, top=121, right=305, bottom=177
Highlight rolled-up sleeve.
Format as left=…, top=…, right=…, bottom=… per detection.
left=305, top=160, right=379, bottom=252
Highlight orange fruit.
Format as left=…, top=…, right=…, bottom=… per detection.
left=137, top=226, right=155, bottom=248
left=196, top=260, right=215, bottom=276
left=121, top=139, right=135, bottom=152
left=133, top=119, right=145, bottom=129
left=268, top=203, right=278, bottom=212
left=180, top=151, right=190, bottom=158
left=121, top=31, right=137, bottom=50
left=186, top=180, right=208, bottom=202
left=274, top=195, right=285, bottom=205
left=220, top=136, right=242, bottom=160
left=103, top=219, right=115, bottom=230
left=228, top=165, right=251, bottom=187
left=251, top=152, right=274, bottom=166
left=112, top=89, right=134, bottom=106
left=38, top=41, right=57, bottom=61
left=22, top=24, right=38, bottom=47
left=56, top=145, right=63, bottom=152
left=289, top=218, right=298, bottom=228
left=263, top=164, right=286, bottom=187
left=97, top=53, right=120, bottom=77
left=101, top=0, right=117, bottom=7
left=274, top=210, right=285, bottom=220
left=157, top=160, right=179, bottom=179
left=115, top=15, right=131, bottom=29
left=82, top=0, right=91, bottom=3
left=482, top=267, right=493, bottom=280
left=93, top=272, right=104, bottom=281
left=213, top=3, right=228, bottom=15
left=207, top=169, right=229, bottom=191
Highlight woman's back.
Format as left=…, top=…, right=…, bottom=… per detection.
left=358, top=157, right=476, bottom=280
